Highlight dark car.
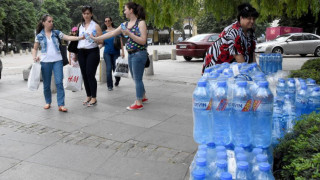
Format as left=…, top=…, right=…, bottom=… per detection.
left=20, top=42, right=33, bottom=52
left=176, top=33, right=219, bottom=61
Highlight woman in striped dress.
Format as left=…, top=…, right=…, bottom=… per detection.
left=203, top=3, right=259, bottom=73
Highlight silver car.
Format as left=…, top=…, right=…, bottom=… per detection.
left=255, top=33, right=320, bottom=57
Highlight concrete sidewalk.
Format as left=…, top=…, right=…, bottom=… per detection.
left=0, top=52, right=202, bottom=180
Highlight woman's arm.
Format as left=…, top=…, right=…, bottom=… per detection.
left=62, top=34, right=83, bottom=41
left=120, top=37, right=125, bottom=58
left=91, top=26, right=122, bottom=41
left=123, top=20, right=147, bottom=45
left=68, top=52, right=71, bottom=65
left=94, top=24, right=104, bottom=44
left=32, top=42, right=40, bottom=62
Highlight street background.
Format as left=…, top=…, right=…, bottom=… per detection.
left=0, top=45, right=316, bottom=180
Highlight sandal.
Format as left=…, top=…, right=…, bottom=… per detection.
left=43, top=104, right=51, bottom=109
left=58, top=106, right=68, bottom=112
left=83, top=98, right=91, bottom=105
left=87, top=100, right=97, bottom=107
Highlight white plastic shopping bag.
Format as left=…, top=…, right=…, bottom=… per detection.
left=64, top=65, right=82, bottom=92
left=28, top=62, right=41, bottom=91
left=114, top=57, right=129, bottom=78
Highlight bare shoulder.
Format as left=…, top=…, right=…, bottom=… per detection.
left=138, top=20, right=146, bottom=26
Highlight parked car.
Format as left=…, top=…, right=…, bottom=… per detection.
left=255, top=33, right=320, bottom=57
left=20, top=42, right=33, bottom=51
left=176, top=33, right=219, bottom=61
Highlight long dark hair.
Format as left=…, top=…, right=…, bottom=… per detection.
left=36, top=14, right=52, bottom=34
left=81, top=5, right=100, bottom=26
left=102, top=16, right=115, bottom=31
left=237, top=3, right=259, bottom=22
left=125, top=2, right=146, bottom=20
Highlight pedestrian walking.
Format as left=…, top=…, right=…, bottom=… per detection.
left=91, top=2, right=148, bottom=110
left=32, top=14, right=83, bottom=112
left=203, top=3, right=259, bottom=73
left=100, top=16, right=125, bottom=91
left=77, top=5, right=103, bottom=107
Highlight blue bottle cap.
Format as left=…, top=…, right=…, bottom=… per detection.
left=237, top=161, right=249, bottom=170
left=197, top=81, right=206, bottom=87
left=220, top=172, right=232, bottom=180
left=197, top=150, right=207, bottom=158
left=314, top=87, right=320, bottom=92
left=256, top=154, right=268, bottom=162
left=208, top=72, right=220, bottom=79
left=217, top=81, right=227, bottom=87
left=236, top=153, right=247, bottom=161
left=198, top=144, right=207, bottom=151
left=195, top=158, right=206, bottom=166
left=216, top=146, right=226, bottom=152
left=252, top=148, right=263, bottom=155
left=216, top=159, right=228, bottom=168
left=204, top=68, right=212, bottom=73
left=217, top=152, right=227, bottom=160
left=307, top=78, right=316, bottom=84
left=298, top=78, right=305, bottom=82
left=278, top=78, right=285, bottom=83
left=300, top=85, right=307, bottom=90
left=236, top=81, right=247, bottom=87
left=259, top=162, right=271, bottom=172
left=258, top=81, right=269, bottom=87
left=207, top=142, right=215, bottom=148
left=284, top=94, right=290, bottom=100
left=287, top=78, right=295, bottom=83
left=234, top=147, right=245, bottom=154
left=192, top=169, right=206, bottom=179
left=216, top=69, right=223, bottom=74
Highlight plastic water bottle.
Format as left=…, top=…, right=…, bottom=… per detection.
left=272, top=96, right=284, bottom=143
left=252, top=81, right=273, bottom=148
left=250, top=73, right=266, bottom=95
left=259, top=54, right=265, bottom=73
left=251, top=148, right=263, bottom=164
left=236, top=161, right=251, bottom=180
left=236, top=153, right=249, bottom=163
left=262, top=147, right=274, bottom=168
left=255, top=163, right=275, bottom=180
left=252, top=154, right=268, bottom=176
left=206, top=142, right=216, bottom=168
left=203, top=68, right=212, bottom=79
left=277, top=53, right=283, bottom=70
left=231, top=81, right=252, bottom=148
left=306, top=79, right=317, bottom=94
left=282, top=94, right=296, bottom=134
left=295, top=84, right=308, bottom=118
left=220, top=172, right=233, bottom=180
left=120, top=23, right=128, bottom=38
left=190, top=169, right=206, bottom=180
left=192, top=158, right=209, bottom=179
left=276, top=78, right=286, bottom=99
left=286, top=78, right=296, bottom=103
left=307, top=87, right=320, bottom=114
left=211, top=160, right=228, bottom=180
left=83, top=32, right=94, bottom=43
left=193, top=81, right=212, bottom=144
left=190, top=150, right=207, bottom=172
left=212, top=81, right=231, bottom=146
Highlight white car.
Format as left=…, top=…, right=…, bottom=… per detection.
left=255, top=33, right=320, bottom=57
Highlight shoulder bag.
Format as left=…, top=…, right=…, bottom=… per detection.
left=68, top=25, right=80, bottom=53
left=54, top=32, right=69, bottom=66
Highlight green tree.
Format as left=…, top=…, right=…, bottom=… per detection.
left=1, top=0, right=37, bottom=52
left=118, top=0, right=320, bottom=29
left=39, top=0, right=71, bottom=33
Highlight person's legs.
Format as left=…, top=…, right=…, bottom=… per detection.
left=86, top=48, right=100, bottom=100
left=78, top=49, right=91, bottom=97
left=52, top=60, right=65, bottom=107
left=112, top=54, right=121, bottom=86
left=127, top=51, right=147, bottom=110
left=40, top=62, right=53, bottom=105
left=104, top=52, right=113, bottom=89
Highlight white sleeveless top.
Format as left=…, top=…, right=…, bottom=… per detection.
left=77, top=20, right=98, bottom=49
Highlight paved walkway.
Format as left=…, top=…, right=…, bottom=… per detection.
left=0, top=47, right=313, bottom=180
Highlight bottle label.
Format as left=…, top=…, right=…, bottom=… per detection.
left=193, top=99, right=212, bottom=110
left=232, top=100, right=252, bottom=112
left=215, top=99, right=228, bottom=111
left=253, top=100, right=273, bottom=112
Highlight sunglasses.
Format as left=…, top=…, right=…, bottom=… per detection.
left=105, top=20, right=111, bottom=22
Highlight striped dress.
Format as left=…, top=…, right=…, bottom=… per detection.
left=204, top=21, right=256, bottom=69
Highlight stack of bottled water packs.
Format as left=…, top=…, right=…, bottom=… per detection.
left=191, top=62, right=275, bottom=179
left=191, top=60, right=320, bottom=179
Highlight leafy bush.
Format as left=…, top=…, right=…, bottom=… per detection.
left=273, top=113, right=320, bottom=180
left=289, top=58, right=320, bottom=84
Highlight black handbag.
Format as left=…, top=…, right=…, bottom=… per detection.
left=145, top=53, right=150, bottom=68
left=54, top=32, right=69, bottom=66
left=113, top=35, right=122, bottom=50
left=68, top=41, right=78, bottom=54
